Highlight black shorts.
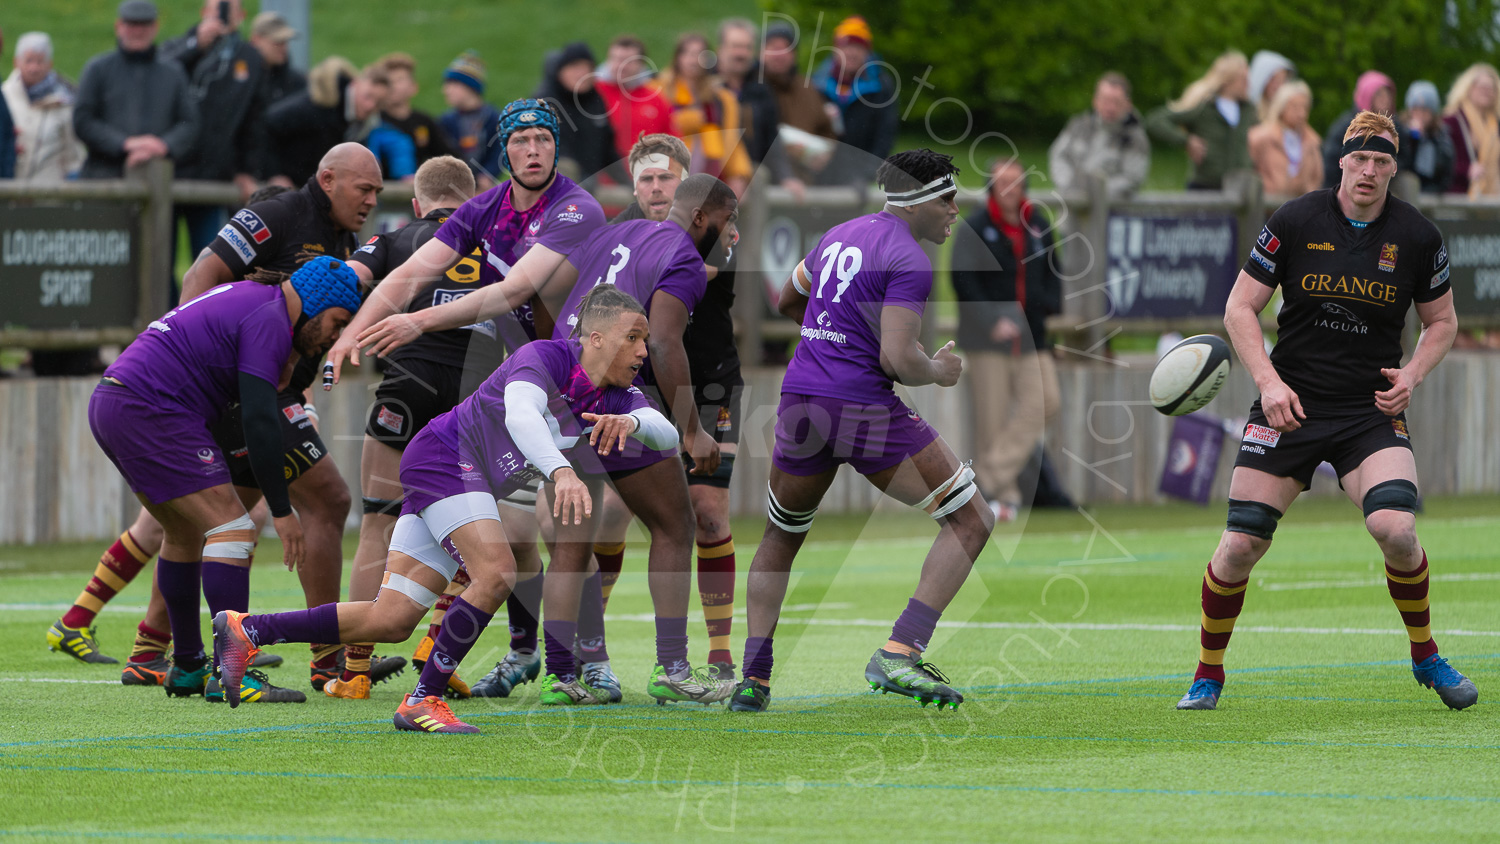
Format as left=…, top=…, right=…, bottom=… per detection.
left=365, top=357, right=467, bottom=449
left=1233, top=401, right=1412, bottom=490
left=211, top=395, right=329, bottom=489
left=681, top=370, right=743, bottom=488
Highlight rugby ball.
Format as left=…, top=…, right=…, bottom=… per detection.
left=1150, top=334, right=1231, bottom=416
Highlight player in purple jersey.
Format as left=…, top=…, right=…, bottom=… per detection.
left=214, top=287, right=678, bottom=730
left=89, top=258, right=360, bottom=700
left=728, top=150, right=996, bottom=714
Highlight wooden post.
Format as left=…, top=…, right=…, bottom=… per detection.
left=1081, top=172, right=1111, bottom=349
left=132, top=158, right=175, bottom=326
left=734, top=179, right=771, bottom=367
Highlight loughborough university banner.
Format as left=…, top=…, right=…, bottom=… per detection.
left=1105, top=214, right=1239, bottom=318
left=1, top=202, right=140, bottom=332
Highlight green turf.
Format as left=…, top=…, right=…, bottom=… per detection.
left=2, top=497, right=1499, bottom=841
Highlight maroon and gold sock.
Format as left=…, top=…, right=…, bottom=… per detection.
left=61, top=531, right=152, bottom=629
left=310, top=643, right=341, bottom=670
left=1195, top=564, right=1249, bottom=683
left=1386, top=551, right=1439, bottom=663
left=594, top=542, right=625, bottom=609
left=428, top=582, right=462, bottom=641
left=697, top=536, right=736, bottom=665
left=128, top=621, right=170, bottom=664
left=342, top=643, right=374, bottom=680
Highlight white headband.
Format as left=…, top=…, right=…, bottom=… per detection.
left=631, top=154, right=682, bottom=184
left=886, top=174, right=957, bottom=207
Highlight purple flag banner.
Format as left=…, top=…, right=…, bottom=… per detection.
left=1159, top=413, right=1226, bottom=504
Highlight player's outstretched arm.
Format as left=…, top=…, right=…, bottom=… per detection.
left=1377, top=291, right=1457, bottom=416
left=778, top=261, right=812, bottom=323
left=327, top=237, right=462, bottom=381
left=1224, top=270, right=1302, bottom=431
left=503, top=380, right=593, bottom=525
left=648, top=290, right=719, bottom=475
left=878, top=305, right=960, bottom=387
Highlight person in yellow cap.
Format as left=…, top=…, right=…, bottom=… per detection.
left=811, top=16, right=897, bottom=186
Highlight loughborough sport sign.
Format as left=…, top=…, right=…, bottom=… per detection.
left=1435, top=217, right=1500, bottom=319
left=1105, top=214, right=1238, bottom=318
left=1, top=202, right=140, bottom=332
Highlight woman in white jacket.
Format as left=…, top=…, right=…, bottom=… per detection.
left=2, top=32, right=85, bottom=182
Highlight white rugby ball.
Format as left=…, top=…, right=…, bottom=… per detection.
left=1150, top=334, right=1231, bottom=416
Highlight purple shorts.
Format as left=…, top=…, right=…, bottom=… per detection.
left=89, top=383, right=231, bottom=504
left=399, top=427, right=542, bottom=517
left=772, top=392, right=938, bottom=477
left=594, top=439, right=678, bottom=479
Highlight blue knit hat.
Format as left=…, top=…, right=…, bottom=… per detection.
left=290, top=257, right=361, bottom=320
left=444, top=50, right=486, bottom=95
left=497, top=97, right=560, bottom=174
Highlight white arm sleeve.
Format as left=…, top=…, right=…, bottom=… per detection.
left=628, top=407, right=680, bottom=450
left=502, top=381, right=572, bottom=480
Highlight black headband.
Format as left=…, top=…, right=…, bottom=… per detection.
left=1341, top=134, right=1398, bottom=158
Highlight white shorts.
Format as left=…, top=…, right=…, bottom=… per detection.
left=387, top=491, right=500, bottom=580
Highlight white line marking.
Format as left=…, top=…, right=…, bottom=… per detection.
left=0, top=678, right=119, bottom=685
left=1262, top=572, right=1500, bottom=592
left=605, top=614, right=1500, bottom=637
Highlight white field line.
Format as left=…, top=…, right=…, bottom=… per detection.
left=0, top=677, right=118, bottom=684
left=1261, top=572, right=1500, bottom=592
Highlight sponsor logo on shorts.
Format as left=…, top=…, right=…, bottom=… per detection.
left=1378, top=243, right=1398, bottom=273
left=1240, top=444, right=1265, bottom=455
left=232, top=209, right=272, bottom=244
left=717, top=406, right=732, bottom=432
left=282, top=403, right=310, bottom=425
left=215, top=224, right=256, bottom=264
left=1250, top=251, right=1276, bottom=274
left=376, top=406, right=405, bottom=434
left=230, top=446, right=248, bottom=458
left=1431, top=265, right=1450, bottom=289
left=1243, top=423, right=1281, bottom=447
left=1257, top=227, right=1280, bottom=254
left=1306, top=241, right=1335, bottom=251
left=1392, top=419, right=1409, bottom=440
left=197, top=449, right=215, bottom=463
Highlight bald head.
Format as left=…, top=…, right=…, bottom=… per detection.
left=317, top=143, right=384, bottom=233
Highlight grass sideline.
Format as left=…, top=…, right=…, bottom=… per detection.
left=3, top=496, right=1499, bottom=841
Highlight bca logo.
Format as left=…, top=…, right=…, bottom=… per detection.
left=1257, top=227, right=1280, bottom=254
left=232, top=209, right=272, bottom=244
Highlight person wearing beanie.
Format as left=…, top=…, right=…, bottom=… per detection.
left=1402, top=80, right=1454, bottom=193
left=1321, top=69, right=1415, bottom=188
left=439, top=49, right=502, bottom=186
left=1247, top=50, right=1296, bottom=119
left=811, top=15, right=898, bottom=186
left=535, top=40, right=620, bottom=186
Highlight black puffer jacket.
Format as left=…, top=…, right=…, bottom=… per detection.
left=535, top=43, right=621, bottom=185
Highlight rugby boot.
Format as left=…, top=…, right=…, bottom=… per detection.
left=471, top=648, right=541, bottom=698
left=249, top=651, right=283, bottom=669
left=540, top=674, right=604, bottom=705
left=46, top=620, right=118, bottom=664
left=727, top=678, right=771, bottom=713
left=393, top=695, right=479, bottom=734
left=647, top=664, right=735, bottom=705
left=580, top=661, right=623, bottom=703
left=864, top=649, right=964, bottom=710
left=211, top=610, right=257, bottom=708
left=1175, top=678, right=1223, bottom=711
left=1412, top=654, right=1478, bottom=710
left=163, top=663, right=211, bottom=698
left=323, top=674, right=372, bottom=700
left=121, top=654, right=171, bottom=686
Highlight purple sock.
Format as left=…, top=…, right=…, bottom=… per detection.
left=542, top=618, right=579, bottom=681
left=574, top=570, right=610, bottom=666
left=156, top=557, right=204, bottom=666
left=507, top=572, right=543, bottom=652
left=202, top=561, right=250, bottom=618
left=889, top=598, right=942, bottom=652
left=412, top=596, right=493, bottom=700
left=655, top=616, right=689, bottom=676
left=742, top=636, right=774, bottom=682
left=243, top=603, right=340, bottom=647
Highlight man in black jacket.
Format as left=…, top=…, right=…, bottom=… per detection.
left=951, top=158, right=1063, bottom=519
left=535, top=42, right=619, bottom=186
left=73, top=0, right=198, bottom=179
left=248, top=12, right=302, bottom=109
left=265, top=58, right=388, bottom=187
left=162, top=0, right=272, bottom=258
left=717, top=18, right=804, bottom=200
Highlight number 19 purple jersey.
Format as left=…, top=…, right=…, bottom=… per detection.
left=780, top=211, right=934, bottom=403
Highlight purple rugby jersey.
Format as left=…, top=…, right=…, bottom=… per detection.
left=432, top=174, right=605, bottom=352
left=404, top=339, right=651, bottom=511
left=780, top=211, right=934, bottom=404
left=104, top=281, right=292, bottom=421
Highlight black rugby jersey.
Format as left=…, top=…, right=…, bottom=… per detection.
left=207, top=180, right=358, bottom=398
left=348, top=208, right=505, bottom=374
left=1244, top=188, right=1451, bottom=410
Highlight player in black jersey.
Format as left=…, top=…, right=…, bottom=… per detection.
left=1176, top=111, right=1473, bottom=712
left=587, top=134, right=743, bottom=673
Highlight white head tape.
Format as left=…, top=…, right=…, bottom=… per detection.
left=886, top=174, right=957, bottom=207
left=632, top=154, right=681, bottom=184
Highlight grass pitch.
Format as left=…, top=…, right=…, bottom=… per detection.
left=3, top=496, right=1499, bottom=842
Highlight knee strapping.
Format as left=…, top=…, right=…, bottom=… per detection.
left=917, top=461, right=978, bottom=521
left=1225, top=498, right=1283, bottom=540
left=767, top=483, right=817, bottom=534
left=362, top=496, right=402, bottom=516
left=379, top=571, right=440, bottom=608
left=204, top=514, right=257, bottom=560
left=1363, top=479, right=1419, bottom=518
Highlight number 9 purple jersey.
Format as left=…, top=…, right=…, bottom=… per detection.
left=780, top=211, right=934, bottom=403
